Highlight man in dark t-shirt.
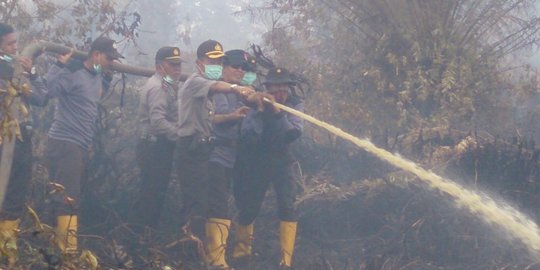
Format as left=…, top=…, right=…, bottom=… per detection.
left=45, top=36, right=123, bottom=254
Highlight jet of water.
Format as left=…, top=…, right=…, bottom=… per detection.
left=269, top=99, right=540, bottom=256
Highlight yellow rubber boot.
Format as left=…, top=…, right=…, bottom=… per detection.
left=205, top=218, right=231, bottom=269
left=56, top=215, right=78, bottom=254
left=279, top=221, right=297, bottom=268
left=0, top=219, right=20, bottom=266
left=232, top=223, right=253, bottom=259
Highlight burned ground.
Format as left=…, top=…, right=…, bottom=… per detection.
left=7, top=118, right=540, bottom=269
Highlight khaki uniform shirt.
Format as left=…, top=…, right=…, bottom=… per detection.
left=177, top=73, right=215, bottom=138
left=136, top=73, right=180, bottom=141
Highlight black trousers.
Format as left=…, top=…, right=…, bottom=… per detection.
left=175, top=135, right=213, bottom=236
left=0, top=126, right=33, bottom=220
left=45, top=137, right=89, bottom=216
left=131, top=136, right=175, bottom=228
left=234, top=148, right=298, bottom=226
left=207, top=161, right=233, bottom=220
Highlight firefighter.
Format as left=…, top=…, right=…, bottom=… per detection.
left=233, top=67, right=304, bottom=269
left=205, top=49, right=260, bottom=269
left=44, top=36, right=123, bottom=253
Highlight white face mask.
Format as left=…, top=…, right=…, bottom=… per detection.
left=241, top=71, right=257, bottom=86
left=159, top=62, right=180, bottom=85
left=203, top=64, right=223, bottom=80
left=0, top=54, right=13, bottom=63
left=163, top=75, right=175, bottom=84
left=93, top=64, right=102, bottom=74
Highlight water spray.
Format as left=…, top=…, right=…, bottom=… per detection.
left=264, top=97, right=540, bottom=256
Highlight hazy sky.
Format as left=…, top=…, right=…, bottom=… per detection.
left=528, top=47, right=540, bottom=67
left=128, top=0, right=540, bottom=70
left=116, top=0, right=265, bottom=71
left=528, top=2, right=540, bottom=67
left=172, top=0, right=264, bottom=51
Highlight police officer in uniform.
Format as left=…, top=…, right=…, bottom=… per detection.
left=233, top=67, right=304, bottom=269
left=0, top=22, right=48, bottom=266
left=175, top=40, right=262, bottom=268
left=132, top=46, right=183, bottom=229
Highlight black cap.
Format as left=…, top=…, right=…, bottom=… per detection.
left=224, top=49, right=249, bottom=67
left=0, top=23, right=14, bottom=39
left=245, top=54, right=257, bottom=72
left=264, top=67, right=295, bottom=85
left=90, top=37, right=124, bottom=59
left=196, top=39, right=225, bottom=59
left=155, top=46, right=182, bottom=63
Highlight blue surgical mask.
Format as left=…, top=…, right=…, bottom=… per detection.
left=93, top=64, right=102, bottom=74
left=0, top=54, right=13, bottom=63
left=203, top=65, right=223, bottom=80
left=241, top=72, right=257, bottom=86
left=163, top=75, right=175, bottom=84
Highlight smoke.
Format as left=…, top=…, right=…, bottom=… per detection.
left=124, top=0, right=263, bottom=72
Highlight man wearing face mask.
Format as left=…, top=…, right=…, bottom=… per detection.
left=240, top=53, right=258, bottom=87
left=132, top=46, right=182, bottom=230
left=233, top=67, right=303, bottom=269
left=204, top=49, right=259, bottom=269
left=175, top=40, right=262, bottom=267
left=44, top=36, right=123, bottom=254
left=0, top=22, right=48, bottom=266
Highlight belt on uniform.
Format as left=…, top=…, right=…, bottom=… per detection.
left=198, top=136, right=216, bottom=144
left=140, top=134, right=157, bottom=142
left=178, top=135, right=217, bottom=146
